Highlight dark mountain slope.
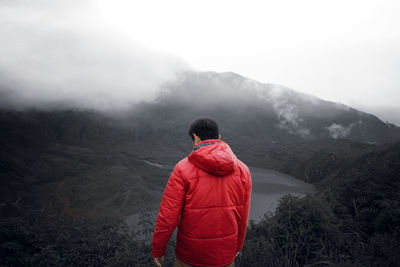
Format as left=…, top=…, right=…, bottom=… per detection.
left=118, top=71, right=400, bottom=167
left=150, top=71, right=400, bottom=143
left=0, top=109, right=171, bottom=217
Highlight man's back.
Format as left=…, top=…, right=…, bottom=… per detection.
left=152, top=139, right=252, bottom=267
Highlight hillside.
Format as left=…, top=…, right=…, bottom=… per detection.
left=121, top=71, right=400, bottom=166
left=0, top=109, right=171, bottom=217
left=237, top=140, right=400, bottom=266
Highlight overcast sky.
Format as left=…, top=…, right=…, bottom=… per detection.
left=0, top=0, right=187, bottom=111
left=96, top=0, right=400, bottom=122
left=0, top=0, right=399, bottom=123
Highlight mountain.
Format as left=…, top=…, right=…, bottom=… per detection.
left=1, top=71, right=399, bottom=218
left=121, top=71, right=400, bottom=166
left=153, top=71, right=397, bottom=135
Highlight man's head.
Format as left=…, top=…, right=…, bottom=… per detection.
left=188, top=117, right=220, bottom=146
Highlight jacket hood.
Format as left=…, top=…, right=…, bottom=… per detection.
left=188, top=139, right=238, bottom=176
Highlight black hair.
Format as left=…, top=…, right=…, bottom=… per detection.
left=188, top=117, right=219, bottom=141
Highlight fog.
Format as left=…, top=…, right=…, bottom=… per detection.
left=0, top=0, right=188, bottom=111
left=349, top=103, right=400, bottom=126
left=97, top=0, right=400, bottom=124
left=0, top=0, right=399, bottom=126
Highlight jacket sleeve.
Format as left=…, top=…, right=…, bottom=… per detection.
left=152, top=164, right=187, bottom=258
left=237, top=171, right=252, bottom=252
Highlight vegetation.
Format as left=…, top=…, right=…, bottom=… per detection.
left=0, top=210, right=149, bottom=266
left=1, top=141, right=399, bottom=266
left=238, top=141, right=400, bottom=266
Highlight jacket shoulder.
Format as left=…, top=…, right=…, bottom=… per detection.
left=173, top=157, right=195, bottom=175
left=236, top=160, right=251, bottom=184
left=237, top=160, right=250, bottom=175
left=176, top=157, right=192, bottom=169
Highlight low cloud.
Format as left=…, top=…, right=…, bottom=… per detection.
left=0, top=0, right=188, bottom=112
left=254, top=83, right=313, bottom=138
left=326, top=121, right=361, bottom=139
left=273, top=99, right=311, bottom=138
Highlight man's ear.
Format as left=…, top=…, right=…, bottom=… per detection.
left=193, top=133, right=201, bottom=143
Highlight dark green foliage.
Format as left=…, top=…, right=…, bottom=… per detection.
left=0, top=211, right=155, bottom=267
left=238, top=195, right=344, bottom=267
left=238, top=141, right=400, bottom=267
left=268, top=138, right=375, bottom=183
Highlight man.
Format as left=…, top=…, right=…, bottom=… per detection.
left=152, top=118, right=252, bottom=267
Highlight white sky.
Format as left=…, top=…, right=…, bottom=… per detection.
left=95, top=0, right=400, bottom=110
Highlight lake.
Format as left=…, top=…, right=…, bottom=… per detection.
left=249, top=167, right=314, bottom=222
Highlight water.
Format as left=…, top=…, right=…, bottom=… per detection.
left=249, top=167, right=314, bottom=222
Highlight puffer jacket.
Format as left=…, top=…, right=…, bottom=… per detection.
left=152, top=139, right=252, bottom=267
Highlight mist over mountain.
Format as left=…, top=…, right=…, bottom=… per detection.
left=124, top=71, right=399, bottom=151
left=351, top=104, right=400, bottom=126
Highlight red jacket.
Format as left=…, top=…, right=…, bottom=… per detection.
left=152, top=139, right=252, bottom=266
